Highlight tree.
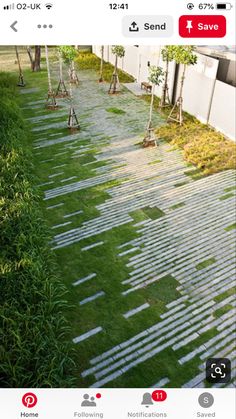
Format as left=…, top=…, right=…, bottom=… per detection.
left=143, top=66, right=164, bottom=147
left=168, top=46, right=197, bottom=124
left=99, top=45, right=104, bottom=83
left=159, top=45, right=175, bottom=108
left=27, top=46, right=41, bottom=72
left=59, top=46, right=79, bottom=85
left=108, top=45, right=125, bottom=94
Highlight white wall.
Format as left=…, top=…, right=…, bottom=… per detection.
left=175, top=54, right=219, bottom=123
left=208, top=81, right=236, bottom=141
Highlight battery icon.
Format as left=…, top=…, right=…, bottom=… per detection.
left=216, top=3, right=233, bottom=9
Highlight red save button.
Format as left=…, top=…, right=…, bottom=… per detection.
left=179, top=15, right=226, bottom=38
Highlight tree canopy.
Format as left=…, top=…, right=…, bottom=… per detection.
left=148, top=66, right=164, bottom=86
left=58, top=46, right=78, bottom=63
left=111, top=45, right=125, bottom=58
left=173, top=46, right=197, bottom=66
left=161, top=45, right=176, bottom=63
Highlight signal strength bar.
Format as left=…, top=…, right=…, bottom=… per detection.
left=3, top=3, right=15, bottom=9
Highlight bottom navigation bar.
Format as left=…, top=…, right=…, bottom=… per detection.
left=0, top=389, right=235, bottom=419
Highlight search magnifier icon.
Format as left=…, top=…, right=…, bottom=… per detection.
left=214, top=367, right=222, bottom=374
left=206, top=358, right=231, bottom=383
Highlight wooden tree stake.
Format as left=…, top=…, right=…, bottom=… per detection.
left=56, top=57, right=69, bottom=98
left=67, top=83, right=80, bottom=130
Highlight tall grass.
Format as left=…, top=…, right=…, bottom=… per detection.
left=0, top=72, right=75, bottom=387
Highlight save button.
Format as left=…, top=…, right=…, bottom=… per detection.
left=179, top=15, right=226, bottom=38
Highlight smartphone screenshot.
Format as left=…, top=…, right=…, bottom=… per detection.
left=0, top=0, right=235, bottom=417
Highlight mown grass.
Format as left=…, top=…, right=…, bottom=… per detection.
left=75, top=51, right=135, bottom=83
left=169, top=202, right=185, bottom=211
left=195, top=257, right=216, bottom=270
left=106, top=107, right=126, bottom=115
left=225, top=223, right=236, bottom=232
left=0, top=72, right=75, bottom=387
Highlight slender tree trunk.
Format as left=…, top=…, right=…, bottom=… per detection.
left=68, top=82, right=80, bottom=129
left=160, top=59, right=169, bottom=108
left=99, top=46, right=104, bottom=82
left=15, top=46, right=25, bottom=86
left=56, top=55, right=68, bottom=97
left=27, top=46, right=41, bottom=71
left=71, top=60, right=75, bottom=78
left=15, top=46, right=22, bottom=75
left=113, top=55, right=118, bottom=91
left=26, top=46, right=34, bottom=70
left=34, top=46, right=41, bottom=71
left=168, top=64, right=186, bottom=124
left=45, top=45, right=57, bottom=109
left=148, top=85, right=155, bottom=129
left=59, top=55, right=63, bottom=81
left=45, top=46, right=52, bottom=92
left=178, top=64, right=186, bottom=125
left=69, top=60, right=79, bottom=84
left=143, top=84, right=156, bottom=147
left=108, top=54, right=120, bottom=94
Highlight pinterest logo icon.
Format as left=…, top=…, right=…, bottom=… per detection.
left=22, top=393, right=38, bottom=408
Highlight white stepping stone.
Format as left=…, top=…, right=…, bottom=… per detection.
left=49, top=172, right=64, bottom=178
left=47, top=203, right=64, bottom=210
left=52, top=221, right=72, bottom=230
left=81, top=241, right=104, bottom=252
left=52, top=164, right=66, bottom=169
left=79, top=291, right=105, bottom=306
left=123, top=303, right=150, bottom=319
left=151, top=377, right=170, bottom=387
left=118, top=247, right=140, bottom=257
left=37, top=181, right=54, bottom=187
left=61, top=176, right=77, bottom=183
left=64, top=210, right=83, bottom=219
left=73, top=327, right=103, bottom=344
left=73, top=273, right=97, bottom=287
left=55, top=151, right=68, bottom=157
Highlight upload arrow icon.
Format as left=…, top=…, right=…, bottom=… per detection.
left=129, top=21, right=139, bottom=32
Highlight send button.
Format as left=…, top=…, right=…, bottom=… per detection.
left=123, top=15, right=173, bottom=37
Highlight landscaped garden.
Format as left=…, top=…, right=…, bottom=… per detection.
left=0, top=46, right=235, bottom=388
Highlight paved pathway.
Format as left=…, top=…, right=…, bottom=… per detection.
left=27, top=66, right=235, bottom=388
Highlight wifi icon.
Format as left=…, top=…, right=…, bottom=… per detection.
left=45, top=3, right=53, bottom=9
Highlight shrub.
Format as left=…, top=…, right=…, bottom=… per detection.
left=0, top=72, right=75, bottom=387
left=155, top=118, right=236, bottom=175
left=75, top=51, right=135, bottom=83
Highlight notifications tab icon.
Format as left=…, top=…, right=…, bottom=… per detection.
left=179, top=15, right=226, bottom=37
